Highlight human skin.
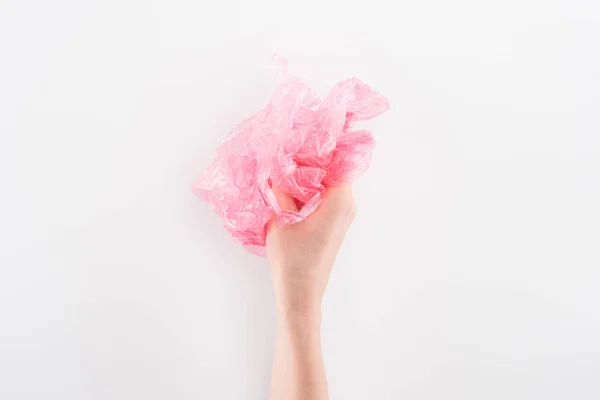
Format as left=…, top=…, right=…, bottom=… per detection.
left=267, top=185, right=356, bottom=400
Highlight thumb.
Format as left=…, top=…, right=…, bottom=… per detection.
left=271, top=184, right=298, bottom=212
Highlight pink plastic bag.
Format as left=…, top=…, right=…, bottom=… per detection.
left=193, top=59, right=389, bottom=255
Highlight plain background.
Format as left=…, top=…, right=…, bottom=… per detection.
left=1, top=0, right=599, bottom=399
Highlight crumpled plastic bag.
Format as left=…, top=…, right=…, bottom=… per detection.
left=193, top=58, right=389, bottom=255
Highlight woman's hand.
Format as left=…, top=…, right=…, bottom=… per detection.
left=266, top=185, right=356, bottom=400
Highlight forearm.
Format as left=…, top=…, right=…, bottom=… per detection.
left=270, top=297, right=328, bottom=400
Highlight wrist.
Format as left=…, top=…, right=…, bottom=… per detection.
left=271, top=271, right=323, bottom=310
left=273, top=282, right=322, bottom=317
left=276, top=300, right=322, bottom=334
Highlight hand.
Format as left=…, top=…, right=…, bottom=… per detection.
left=266, top=184, right=356, bottom=400
left=267, top=184, right=356, bottom=315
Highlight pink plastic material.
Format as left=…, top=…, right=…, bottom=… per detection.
left=193, top=59, right=389, bottom=255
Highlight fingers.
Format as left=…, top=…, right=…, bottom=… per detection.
left=271, top=184, right=355, bottom=229
left=271, top=184, right=298, bottom=212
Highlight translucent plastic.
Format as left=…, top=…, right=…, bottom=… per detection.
left=192, top=59, right=389, bottom=255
